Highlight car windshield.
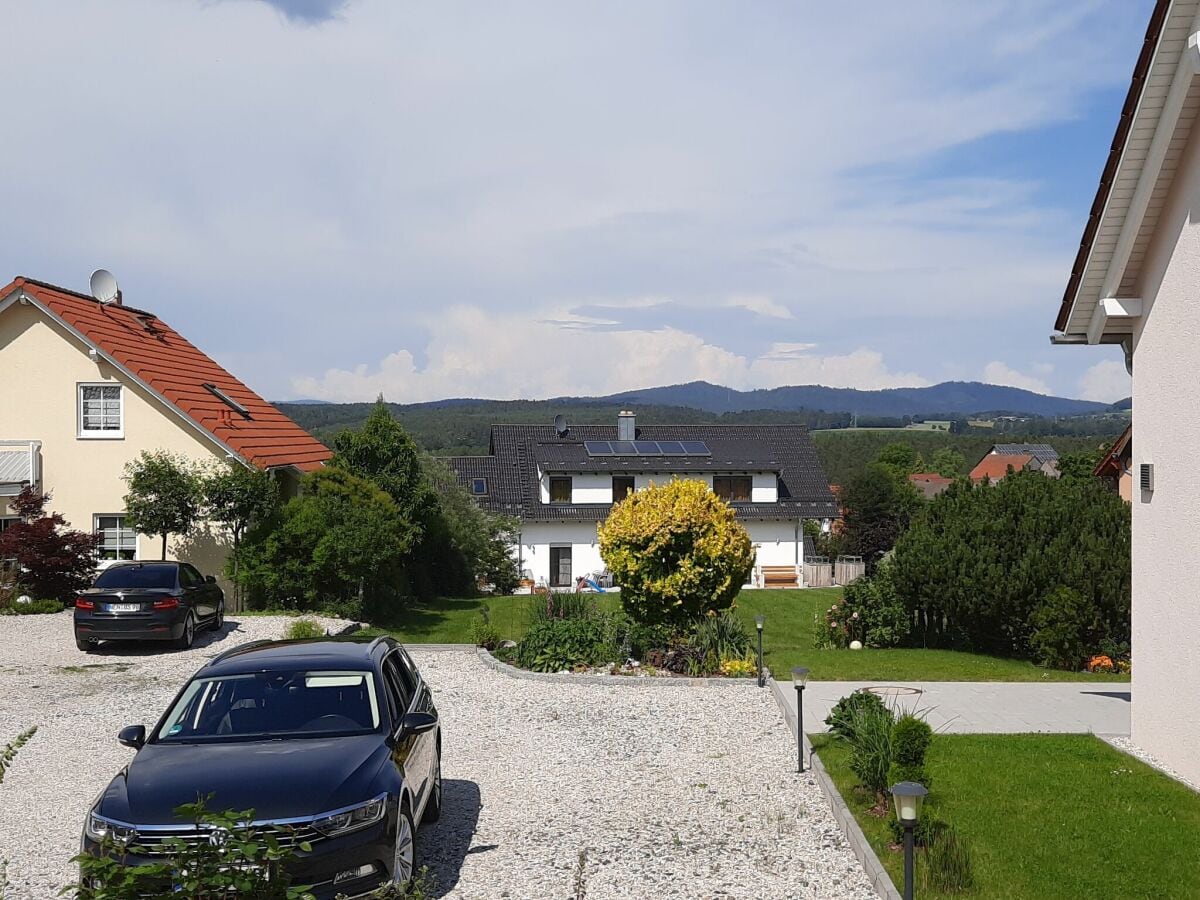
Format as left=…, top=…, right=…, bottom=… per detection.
left=156, top=670, right=381, bottom=742
left=94, top=565, right=177, bottom=590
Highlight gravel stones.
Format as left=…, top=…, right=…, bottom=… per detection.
left=0, top=616, right=875, bottom=899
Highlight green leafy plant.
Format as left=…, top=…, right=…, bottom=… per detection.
left=71, top=797, right=314, bottom=899
left=689, top=609, right=751, bottom=661
left=471, top=605, right=500, bottom=650
left=837, top=561, right=911, bottom=648
left=340, top=868, right=435, bottom=899
left=283, top=619, right=325, bottom=640
left=0, top=598, right=64, bottom=615
left=887, top=814, right=946, bottom=848
left=1, top=727, right=36, bottom=786
left=598, top=479, right=754, bottom=627
left=1028, top=586, right=1093, bottom=670
left=123, top=450, right=204, bottom=560
left=527, top=593, right=598, bottom=625
left=922, top=824, right=975, bottom=893
left=516, top=616, right=620, bottom=672
left=847, top=699, right=895, bottom=796
left=825, top=691, right=889, bottom=742
left=0, top=489, right=99, bottom=602
left=890, top=714, right=933, bottom=789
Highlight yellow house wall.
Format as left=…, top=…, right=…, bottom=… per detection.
left=0, top=299, right=234, bottom=590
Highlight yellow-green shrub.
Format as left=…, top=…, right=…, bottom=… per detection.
left=599, top=479, right=754, bottom=627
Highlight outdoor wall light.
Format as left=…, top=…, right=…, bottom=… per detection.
left=755, top=615, right=766, bottom=686
left=791, top=667, right=809, bottom=772
left=890, top=781, right=928, bottom=900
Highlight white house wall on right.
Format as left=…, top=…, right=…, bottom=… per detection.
left=1125, top=100, right=1200, bottom=787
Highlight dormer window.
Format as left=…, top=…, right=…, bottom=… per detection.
left=79, top=384, right=123, bottom=438
left=549, top=476, right=572, bottom=504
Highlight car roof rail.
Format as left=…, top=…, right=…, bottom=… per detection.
left=206, top=639, right=273, bottom=666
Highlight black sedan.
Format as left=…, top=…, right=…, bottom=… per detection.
left=80, top=636, right=441, bottom=898
left=74, top=561, right=224, bottom=651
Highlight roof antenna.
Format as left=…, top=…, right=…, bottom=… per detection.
left=89, top=269, right=121, bottom=305
left=554, top=414, right=569, bottom=437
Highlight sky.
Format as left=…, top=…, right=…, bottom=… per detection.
left=1, top=0, right=1153, bottom=404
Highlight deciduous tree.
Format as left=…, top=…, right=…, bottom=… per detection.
left=123, top=451, right=202, bottom=559
left=0, top=488, right=98, bottom=601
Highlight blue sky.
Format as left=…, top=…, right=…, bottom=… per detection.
left=1, top=0, right=1153, bottom=403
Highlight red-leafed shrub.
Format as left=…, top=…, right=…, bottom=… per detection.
left=0, top=488, right=99, bottom=603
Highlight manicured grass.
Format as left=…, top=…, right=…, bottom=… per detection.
left=350, top=586, right=1125, bottom=683
left=734, top=588, right=1129, bottom=683
left=812, top=733, right=1200, bottom=899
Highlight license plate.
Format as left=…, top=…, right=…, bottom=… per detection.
left=106, top=603, right=139, bottom=613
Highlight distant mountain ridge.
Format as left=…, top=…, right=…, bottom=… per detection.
left=522, top=380, right=1105, bottom=418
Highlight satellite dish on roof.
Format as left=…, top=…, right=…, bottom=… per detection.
left=90, top=269, right=120, bottom=304
left=554, top=414, right=569, bottom=437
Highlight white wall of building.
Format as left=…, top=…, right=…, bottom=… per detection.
left=1123, top=106, right=1200, bottom=786
left=746, top=520, right=802, bottom=567
left=535, top=470, right=779, bottom=506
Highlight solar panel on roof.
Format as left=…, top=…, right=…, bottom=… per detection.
left=680, top=441, right=711, bottom=455
left=633, top=441, right=659, bottom=454
left=657, top=440, right=685, bottom=454
left=611, top=440, right=637, bottom=454
left=584, top=441, right=613, bottom=455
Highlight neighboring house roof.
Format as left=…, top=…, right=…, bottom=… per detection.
left=1055, top=0, right=1192, bottom=335
left=445, top=423, right=838, bottom=522
left=908, top=472, right=953, bottom=499
left=0, top=277, right=331, bottom=472
left=970, top=454, right=1034, bottom=484
left=1094, top=425, right=1133, bottom=478
left=990, top=443, right=1059, bottom=463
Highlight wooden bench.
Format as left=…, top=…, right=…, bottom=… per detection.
left=760, top=566, right=800, bottom=588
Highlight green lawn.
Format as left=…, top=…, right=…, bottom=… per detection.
left=349, top=587, right=1126, bottom=683
left=812, top=733, right=1200, bottom=899
left=734, top=588, right=1128, bottom=683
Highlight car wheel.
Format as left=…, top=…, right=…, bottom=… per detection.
left=391, top=802, right=417, bottom=888
left=423, top=751, right=442, bottom=824
left=75, top=634, right=96, bottom=652
left=210, top=602, right=224, bottom=632
left=176, top=613, right=196, bottom=650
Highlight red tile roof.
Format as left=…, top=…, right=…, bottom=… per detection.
left=969, top=454, right=1033, bottom=484
left=3, top=276, right=331, bottom=472
left=1093, top=425, right=1132, bottom=479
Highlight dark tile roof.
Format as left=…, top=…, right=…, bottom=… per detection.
left=444, top=423, right=838, bottom=522
left=991, top=443, right=1059, bottom=463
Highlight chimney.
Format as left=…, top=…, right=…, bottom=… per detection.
left=618, top=410, right=636, bottom=441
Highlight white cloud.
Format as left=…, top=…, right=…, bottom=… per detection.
left=0, top=1, right=1150, bottom=400
left=1078, top=358, right=1130, bottom=403
left=725, top=295, right=793, bottom=319
left=291, top=305, right=928, bottom=401
left=982, top=361, right=1051, bottom=395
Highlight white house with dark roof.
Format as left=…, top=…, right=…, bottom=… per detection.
left=445, top=411, right=838, bottom=589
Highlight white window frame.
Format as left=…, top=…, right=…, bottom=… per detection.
left=78, top=383, right=124, bottom=439
left=94, top=514, right=137, bottom=561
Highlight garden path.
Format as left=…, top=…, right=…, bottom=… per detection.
left=781, top=680, right=1130, bottom=735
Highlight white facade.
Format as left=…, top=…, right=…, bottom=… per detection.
left=523, top=470, right=798, bottom=587
left=1052, top=0, right=1200, bottom=786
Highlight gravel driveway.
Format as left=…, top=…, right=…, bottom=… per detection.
left=0, top=615, right=874, bottom=899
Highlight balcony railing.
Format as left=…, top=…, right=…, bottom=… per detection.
left=0, top=441, right=42, bottom=498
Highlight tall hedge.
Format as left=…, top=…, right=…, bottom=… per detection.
left=598, top=479, right=755, bottom=627
left=889, top=471, right=1130, bottom=657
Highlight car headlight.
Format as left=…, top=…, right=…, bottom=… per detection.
left=86, top=810, right=136, bottom=847
left=311, top=795, right=387, bottom=837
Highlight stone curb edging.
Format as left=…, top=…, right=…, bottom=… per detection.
left=768, top=677, right=902, bottom=900
left=475, top=647, right=766, bottom=687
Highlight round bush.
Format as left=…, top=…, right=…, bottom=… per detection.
left=598, top=479, right=754, bottom=627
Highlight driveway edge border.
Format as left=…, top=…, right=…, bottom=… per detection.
left=475, top=647, right=763, bottom=687
left=768, top=677, right=901, bottom=900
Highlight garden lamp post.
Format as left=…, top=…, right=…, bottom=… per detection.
left=791, top=667, right=809, bottom=772
left=755, top=615, right=766, bottom=686
left=891, top=781, right=928, bottom=900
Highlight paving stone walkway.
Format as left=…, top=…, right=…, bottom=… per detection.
left=779, top=680, right=1130, bottom=735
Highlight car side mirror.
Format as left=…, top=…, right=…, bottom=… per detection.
left=118, top=725, right=146, bottom=749
left=204, top=575, right=216, bottom=584
left=398, top=712, right=437, bottom=736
